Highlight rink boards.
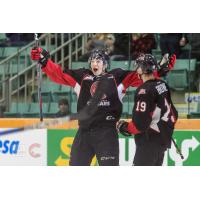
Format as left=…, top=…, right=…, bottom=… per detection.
left=0, top=119, right=200, bottom=166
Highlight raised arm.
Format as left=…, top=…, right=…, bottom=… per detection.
left=31, top=47, right=89, bottom=88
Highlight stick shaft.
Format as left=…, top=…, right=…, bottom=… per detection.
left=172, top=138, right=184, bottom=160
left=34, top=33, right=43, bottom=122
left=0, top=116, right=71, bottom=136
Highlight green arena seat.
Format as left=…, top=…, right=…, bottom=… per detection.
left=1, top=47, right=20, bottom=57
left=41, top=81, right=61, bottom=92
left=123, top=87, right=136, bottom=102
left=43, top=102, right=59, bottom=118
left=49, top=102, right=59, bottom=113
left=166, top=59, right=197, bottom=91
left=71, top=62, right=89, bottom=69
left=152, top=49, right=162, bottom=60
left=128, top=102, right=134, bottom=116
left=4, top=102, right=30, bottom=118
left=110, top=61, right=130, bottom=70
left=60, top=85, right=71, bottom=92
left=122, top=102, right=129, bottom=115
left=22, top=102, right=49, bottom=118
left=70, top=92, right=77, bottom=102
left=166, top=69, right=188, bottom=91
left=31, top=91, right=52, bottom=102
left=51, top=91, right=70, bottom=102
left=70, top=102, right=77, bottom=113
left=174, top=59, right=196, bottom=71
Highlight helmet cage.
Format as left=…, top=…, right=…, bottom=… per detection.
left=135, top=54, right=158, bottom=74
left=88, top=49, right=110, bottom=68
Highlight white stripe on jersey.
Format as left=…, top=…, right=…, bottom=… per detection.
left=150, top=106, right=161, bottom=132
left=74, top=83, right=81, bottom=97
left=117, top=83, right=125, bottom=103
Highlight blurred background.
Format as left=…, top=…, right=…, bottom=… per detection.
left=0, top=33, right=200, bottom=119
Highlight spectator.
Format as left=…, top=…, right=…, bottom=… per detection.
left=179, top=33, right=200, bottom=60
left=113, top=34, right=129, bottom=59
left=0, top=33, right=9, bottom=47
left=131, top=33, right=156, bottom=60
left=6, top=33, right=22, bottom=46
left=56, top=98, right=70, bottom=117
left=5, top=33, right=35, bottom=46
left=159, top=34, right=184, bottom=58
left=79, top=33, right=115, bottom=61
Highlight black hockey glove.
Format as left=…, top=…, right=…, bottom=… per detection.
left=117, top=120, right=132, bottom=137
left=31, top=47, right=50, bottom=67
left=157, top=54, right=176, bottom=77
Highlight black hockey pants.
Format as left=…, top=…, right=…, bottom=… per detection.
left=69, top=126, right=119, bottom=166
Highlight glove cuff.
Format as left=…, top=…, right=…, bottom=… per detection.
left=39, top=49, right=50, bottom=67
left=119, top=122, right=132, bottom=137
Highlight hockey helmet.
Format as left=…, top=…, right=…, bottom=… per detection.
left=135, top=54, right=158, bottom=74
left=88, top=48, right=110, bottom=67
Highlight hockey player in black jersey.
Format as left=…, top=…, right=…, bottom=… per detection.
left=117, top=54, right=178, bottom=166
left=31, top=47, right=175, bottom=166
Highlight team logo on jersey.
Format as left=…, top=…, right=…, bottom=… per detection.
left=90, top=81, right=107, bottom=99
left=83, top=75, right=94, bottom=81
left=138, top=89, right=146, bottom=95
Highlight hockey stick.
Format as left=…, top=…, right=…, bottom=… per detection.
left=0, top=115, right=72, bottom=136
left=171, top=137, right=184, bottom=160
left=0, top=72, right=110, bottom=137
left=34, top=33, right=43, bottom=122
left=0, top=103, right=94, bottom=136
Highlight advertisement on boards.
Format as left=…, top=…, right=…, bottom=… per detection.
left=0, top=128, right=47, bottom=166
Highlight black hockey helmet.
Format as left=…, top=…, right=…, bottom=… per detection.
left=88, top=48, right=110, bottom=67
left=135, top=54, right=158, bottom=74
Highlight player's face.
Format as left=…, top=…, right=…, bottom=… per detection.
left=59, top=103, right=68, bottom=113
left=136, top=66, right=143, bottom=75
left=91, top=58, right=106, bottom=76
left=136, top=66, right=144, bottom=80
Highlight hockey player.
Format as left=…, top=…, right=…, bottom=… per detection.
left=117, top=54, right=178, bottom=166
left=31, top=48, right=175, bottom=166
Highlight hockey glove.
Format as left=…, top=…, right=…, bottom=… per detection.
left=157, top=54, right=176, bottom=77
left=31, top=47, right=50, bottom=67
left=168, top=54, right=176, bottom=70
left=117, top=120, right=132, bottom=137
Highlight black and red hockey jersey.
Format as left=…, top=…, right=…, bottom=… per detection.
left=127, top=79, right=178, bottom=147
left=42, top=59, right=142, bottom=128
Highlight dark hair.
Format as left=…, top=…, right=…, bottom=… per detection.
left=58, top=98, right=69, bottom=106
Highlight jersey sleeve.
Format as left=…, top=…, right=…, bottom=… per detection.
left=110, top=68, right=143, bottom=89
left=42, top=59, right=89, bottom=87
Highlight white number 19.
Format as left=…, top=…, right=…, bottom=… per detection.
left=136, top=101, right=146, bottom=112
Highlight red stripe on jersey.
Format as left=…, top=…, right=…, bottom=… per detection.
left=122, top=72, right=143, bottom=89
left=42, top=59, right=76, bottom=87
left=153, top=71, right=160, bottom=78
left=127, top=121, right=140, bottom=135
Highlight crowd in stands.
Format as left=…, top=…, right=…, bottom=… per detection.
left=78, top=33, right=200, bottom=62
left=0, top=33, right=39, bottom=47
left=1, top=33, right=200, bottom=62
left=1, top=33, right=200, bottom=118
